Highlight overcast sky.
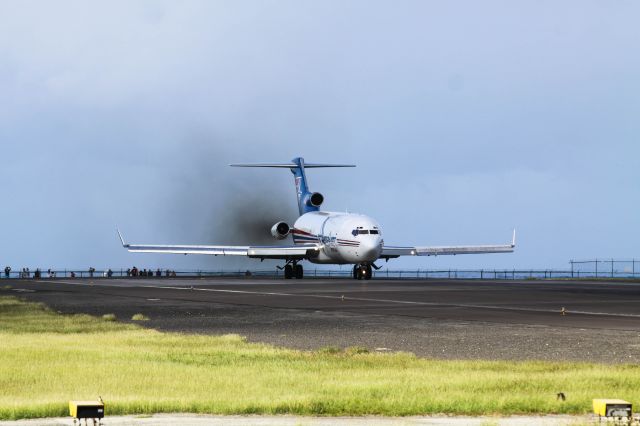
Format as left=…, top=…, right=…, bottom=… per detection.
left=0, top=0, right=638, bottom=271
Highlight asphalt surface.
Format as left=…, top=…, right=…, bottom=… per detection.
left=3, top=277, right=640, bottom=363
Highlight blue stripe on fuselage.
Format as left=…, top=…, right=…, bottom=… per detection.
left=290, top=157, right=319, bottom=216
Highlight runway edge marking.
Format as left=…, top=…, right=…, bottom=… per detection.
left=137, top=285, right=640, bottom=319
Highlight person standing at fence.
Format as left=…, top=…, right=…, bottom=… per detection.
left=4, top=266, right=10, bottom=278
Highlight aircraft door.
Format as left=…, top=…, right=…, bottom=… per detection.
left=320, top=216, right=337, bottom=258
left=329, top=231, right=338, bottom=250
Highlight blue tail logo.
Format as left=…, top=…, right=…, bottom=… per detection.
left=290, top=157, right=317, bottom=215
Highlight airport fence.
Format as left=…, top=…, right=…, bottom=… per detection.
left=569, top=259, right=640, bottom=278
left=1, top=260, right=639, bottom=280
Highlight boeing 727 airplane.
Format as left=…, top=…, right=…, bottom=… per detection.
left=119, top=157, right=515, bottom=280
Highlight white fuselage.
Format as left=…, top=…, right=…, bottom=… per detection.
left=291, top=211, right=383, bottom=264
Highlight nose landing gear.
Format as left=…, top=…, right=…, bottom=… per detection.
left=353, top=264, right=373, bottom=280
left=283, top=261, right=304, bottom=279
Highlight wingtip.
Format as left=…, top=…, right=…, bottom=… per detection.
left=116, top=227, right=127, bottom=247
left=511, top=228, right=516, bottom=247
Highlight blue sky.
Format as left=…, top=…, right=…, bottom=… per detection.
left=0, top=1, right=638, bottom=271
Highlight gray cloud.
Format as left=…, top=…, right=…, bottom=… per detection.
left=0, top=1, right=638, bottom=270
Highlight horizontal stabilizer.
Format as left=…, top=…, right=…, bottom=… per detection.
left=230, top=163, right=355, bottom=168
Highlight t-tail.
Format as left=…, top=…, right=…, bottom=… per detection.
left=230, top=157, right=355, bottom=216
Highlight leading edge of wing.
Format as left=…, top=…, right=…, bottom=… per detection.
left=121, top=239, right=321, bottom=262
left=118, top=230, right=321, bottom=258
left=381, top=243, right=515, bottom=258
left=125, top=243, right=321, bottom=257
left=381, top=229, right=516, bottom=258
left=125, top=244, right=250, bottom=256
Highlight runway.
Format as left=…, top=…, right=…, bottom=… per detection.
left=4, top=277, right=640, bottom=363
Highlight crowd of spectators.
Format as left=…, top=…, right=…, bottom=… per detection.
left=126, top=267, right=177, bottom=277
left=1, top=266, right=179, bottom=279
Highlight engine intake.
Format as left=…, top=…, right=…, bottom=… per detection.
left=307, top=192, right=324, bottom=207
left=271, top=221, right=291, bottom=240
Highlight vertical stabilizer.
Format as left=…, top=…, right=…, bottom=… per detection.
left=290, top=157, right=314, bottom=215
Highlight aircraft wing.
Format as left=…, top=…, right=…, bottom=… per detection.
left=118, top=230, right=321, bottom=260
left=381, top=230, right=516, bottom=259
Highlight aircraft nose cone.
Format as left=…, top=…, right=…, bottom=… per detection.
left=359, top=238, right=382, bottom=260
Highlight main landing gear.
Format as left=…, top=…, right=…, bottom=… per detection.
left=283, top=261, right=303, bottom=279
left=353, top=264, right=372, bottom=280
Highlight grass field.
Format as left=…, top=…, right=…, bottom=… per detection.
left=1, top=296, right=639, bottom=420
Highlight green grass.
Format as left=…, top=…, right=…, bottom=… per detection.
left=1, top=296, right=639, bottom=420
left=131, top=313, right=149, bottom=321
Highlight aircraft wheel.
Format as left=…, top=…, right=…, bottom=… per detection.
left=284, top=264, right=293, bottom=279
left=364, top=265, right=373, bottom=280
left=353, top=265, right=359, bottom=279
left=356, top=266, right=367, bottom=280
left=295, top=264, right=304, bottom=279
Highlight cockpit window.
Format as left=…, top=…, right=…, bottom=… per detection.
left=352, top=227, right=380, bottom=236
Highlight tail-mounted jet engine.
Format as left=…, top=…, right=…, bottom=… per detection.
left=271, top=221, right=291, bottom=240
left=306, top=192, right=324, bottom=208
